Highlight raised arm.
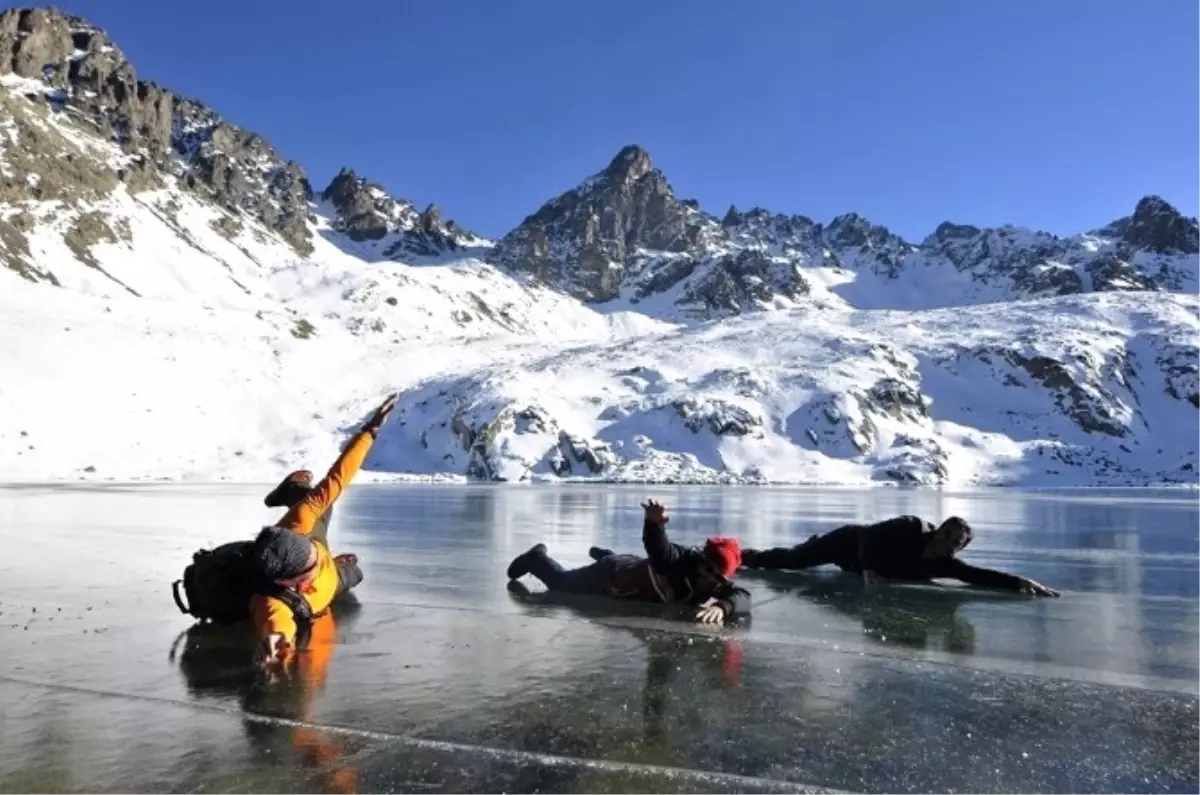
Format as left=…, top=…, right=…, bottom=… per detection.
left=278, top=395, right=397, bottom=536
left=641, top=499, right=684, bottom=567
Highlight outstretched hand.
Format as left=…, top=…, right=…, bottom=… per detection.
left=1017, top=577, right=1060, bottom=598
left=362, top=394, right=399, bottom=435
left=257, top=632, right=293, bottom=669
left=641, top=499, right=669, bottom=525
left=695, top=604, right=726, bottom=624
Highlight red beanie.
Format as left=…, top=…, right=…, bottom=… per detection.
left=703, top=536, right=742, bottom=578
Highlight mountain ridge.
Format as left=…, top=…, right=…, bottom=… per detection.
left=3, top=5, right=1195, bottom=312
left=489, top=145, right=1198, bottom=317
left=0, top=5, right=1196, bottom=487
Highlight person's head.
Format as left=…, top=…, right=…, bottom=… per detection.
left=697, top=536, right=742, bottom=593
left=253, top=526, right=319, bottom=589
left=924, top=516, right=973, bottom=559
left=263, top=470, right=315, bottom=509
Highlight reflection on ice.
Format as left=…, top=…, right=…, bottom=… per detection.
left=0, top=484, right=1196, bottom=793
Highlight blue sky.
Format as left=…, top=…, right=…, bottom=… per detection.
left=29, top=0, right=1200, bottom=240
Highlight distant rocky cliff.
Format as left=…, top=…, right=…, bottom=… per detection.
left=489, top=146, right=1197, bottom=317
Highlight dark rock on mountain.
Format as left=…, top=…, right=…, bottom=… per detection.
left=321, top=168, right=393, bottom=241
left=319, top=168, right=477, bottom=259
left=1120, top=195, right=1199, bottom=255
left=488, top=145, right=717, bottom=301
left=0, top=7, right=314, bottom=253
left=2, top=8, right=1195, bottom=314
left=490, top=142, right=1196, bottom=316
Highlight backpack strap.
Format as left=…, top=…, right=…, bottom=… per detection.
left=261, top=583, right=314, bottom=625
left=171, top=579, right=190, bottom=615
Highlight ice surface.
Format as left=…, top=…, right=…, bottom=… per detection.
left=0, top=485, right=1196, bottom=793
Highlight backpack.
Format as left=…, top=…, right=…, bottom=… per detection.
left=171, top=540, right=313, bottom=626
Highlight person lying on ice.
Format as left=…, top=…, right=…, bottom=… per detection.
left=740, top=514, right=1060, bottom=597
left=253, top=394, right=398, bottom=666
left=506, top=499, right=751, bottom=624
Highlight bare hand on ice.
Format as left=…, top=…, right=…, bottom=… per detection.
left=1017, top=577, right=1060, bottom=597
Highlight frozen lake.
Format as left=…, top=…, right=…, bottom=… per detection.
left=1, top=484, right=1197, bottom=793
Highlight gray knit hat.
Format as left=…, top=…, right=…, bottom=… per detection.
left=253, top=526, right=314, bottom=580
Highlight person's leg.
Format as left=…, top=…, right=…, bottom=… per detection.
left=742, top=533, right=841, bottom=570
left=507, top=544, right=609, bottom=595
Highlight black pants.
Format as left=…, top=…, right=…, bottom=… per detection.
left=526, top=548, right=613, bottom=595
left=746, top=533, right=854, bottom=571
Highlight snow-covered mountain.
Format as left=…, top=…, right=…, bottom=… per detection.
left=489, top=146, right=1198, bottom=318
left=379, top=291, right=1198, bottom=486
left=1, top=6, right=1196, bottom=486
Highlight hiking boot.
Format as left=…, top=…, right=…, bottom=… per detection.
left=507, top=543, right=548, bottom=580
left=588, top=546, right=615, bottom=561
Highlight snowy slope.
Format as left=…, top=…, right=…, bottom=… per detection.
left=374, top=293, right=1200, bottom=487
left=1, top=6, right=1196, bottom=487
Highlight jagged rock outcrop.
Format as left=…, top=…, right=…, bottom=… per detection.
left=488, top=145, right=719, bottom=302
left=1121, top=195, right=1200, bottom=255
left=674, top=249, right=810, bottom=315
left=3, top=7, right=1194, bottom=315
left=672, top=398, right=764, bottom=438
left=0, top=7, right=313, bottom=253
left=823, top=214, right=916, bottom=278
left=1153, top=340, right=1199, bottom=408
left=490, top=145, right=1197, bottom=316
left=550, top=432, right=618, bottom=476
left=320, top=168, right=477, bottom=259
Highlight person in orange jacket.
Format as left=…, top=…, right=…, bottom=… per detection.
left=251, top=394, right=398, bottom=667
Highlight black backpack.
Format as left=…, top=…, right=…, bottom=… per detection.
left=171, top=540, right=313, bottom=626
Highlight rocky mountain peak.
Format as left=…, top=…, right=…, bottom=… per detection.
left=419, top=203, right=442, bottom=232
left=1122, top=195, right=1199, bottom=255
left=0, top=8, right=113, bottom=80
left=720, top=207, right=820, bottom=258
left=604, top=144, right=654, bottom=184
left=487, top=145, right=713, bottom=301
left=320, top=167, right=363, bottom=204
left=927, top=221, right=983, bottom=245
left=318, top=166, right=474, bottom=257
left=824, top=213, right=912, bottom=257
left=721, top=206, right=781, bottom=229
left=319, top=168, right=400, bottom=241
left=1, top=6, right=314, bottom=253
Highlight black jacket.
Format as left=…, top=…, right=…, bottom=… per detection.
left=828, top=515, right=1025, bottom=590
left=605, top=519, right=752, bottom=617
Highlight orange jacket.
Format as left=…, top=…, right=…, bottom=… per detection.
left=288, top=613, right=359, bottom=793
left=250, top=430, right=375, bottom=641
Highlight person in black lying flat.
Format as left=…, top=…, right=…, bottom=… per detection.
left=505, top=499, right=752, bottom=624
left=740, top=515, right=1060, bottom=597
